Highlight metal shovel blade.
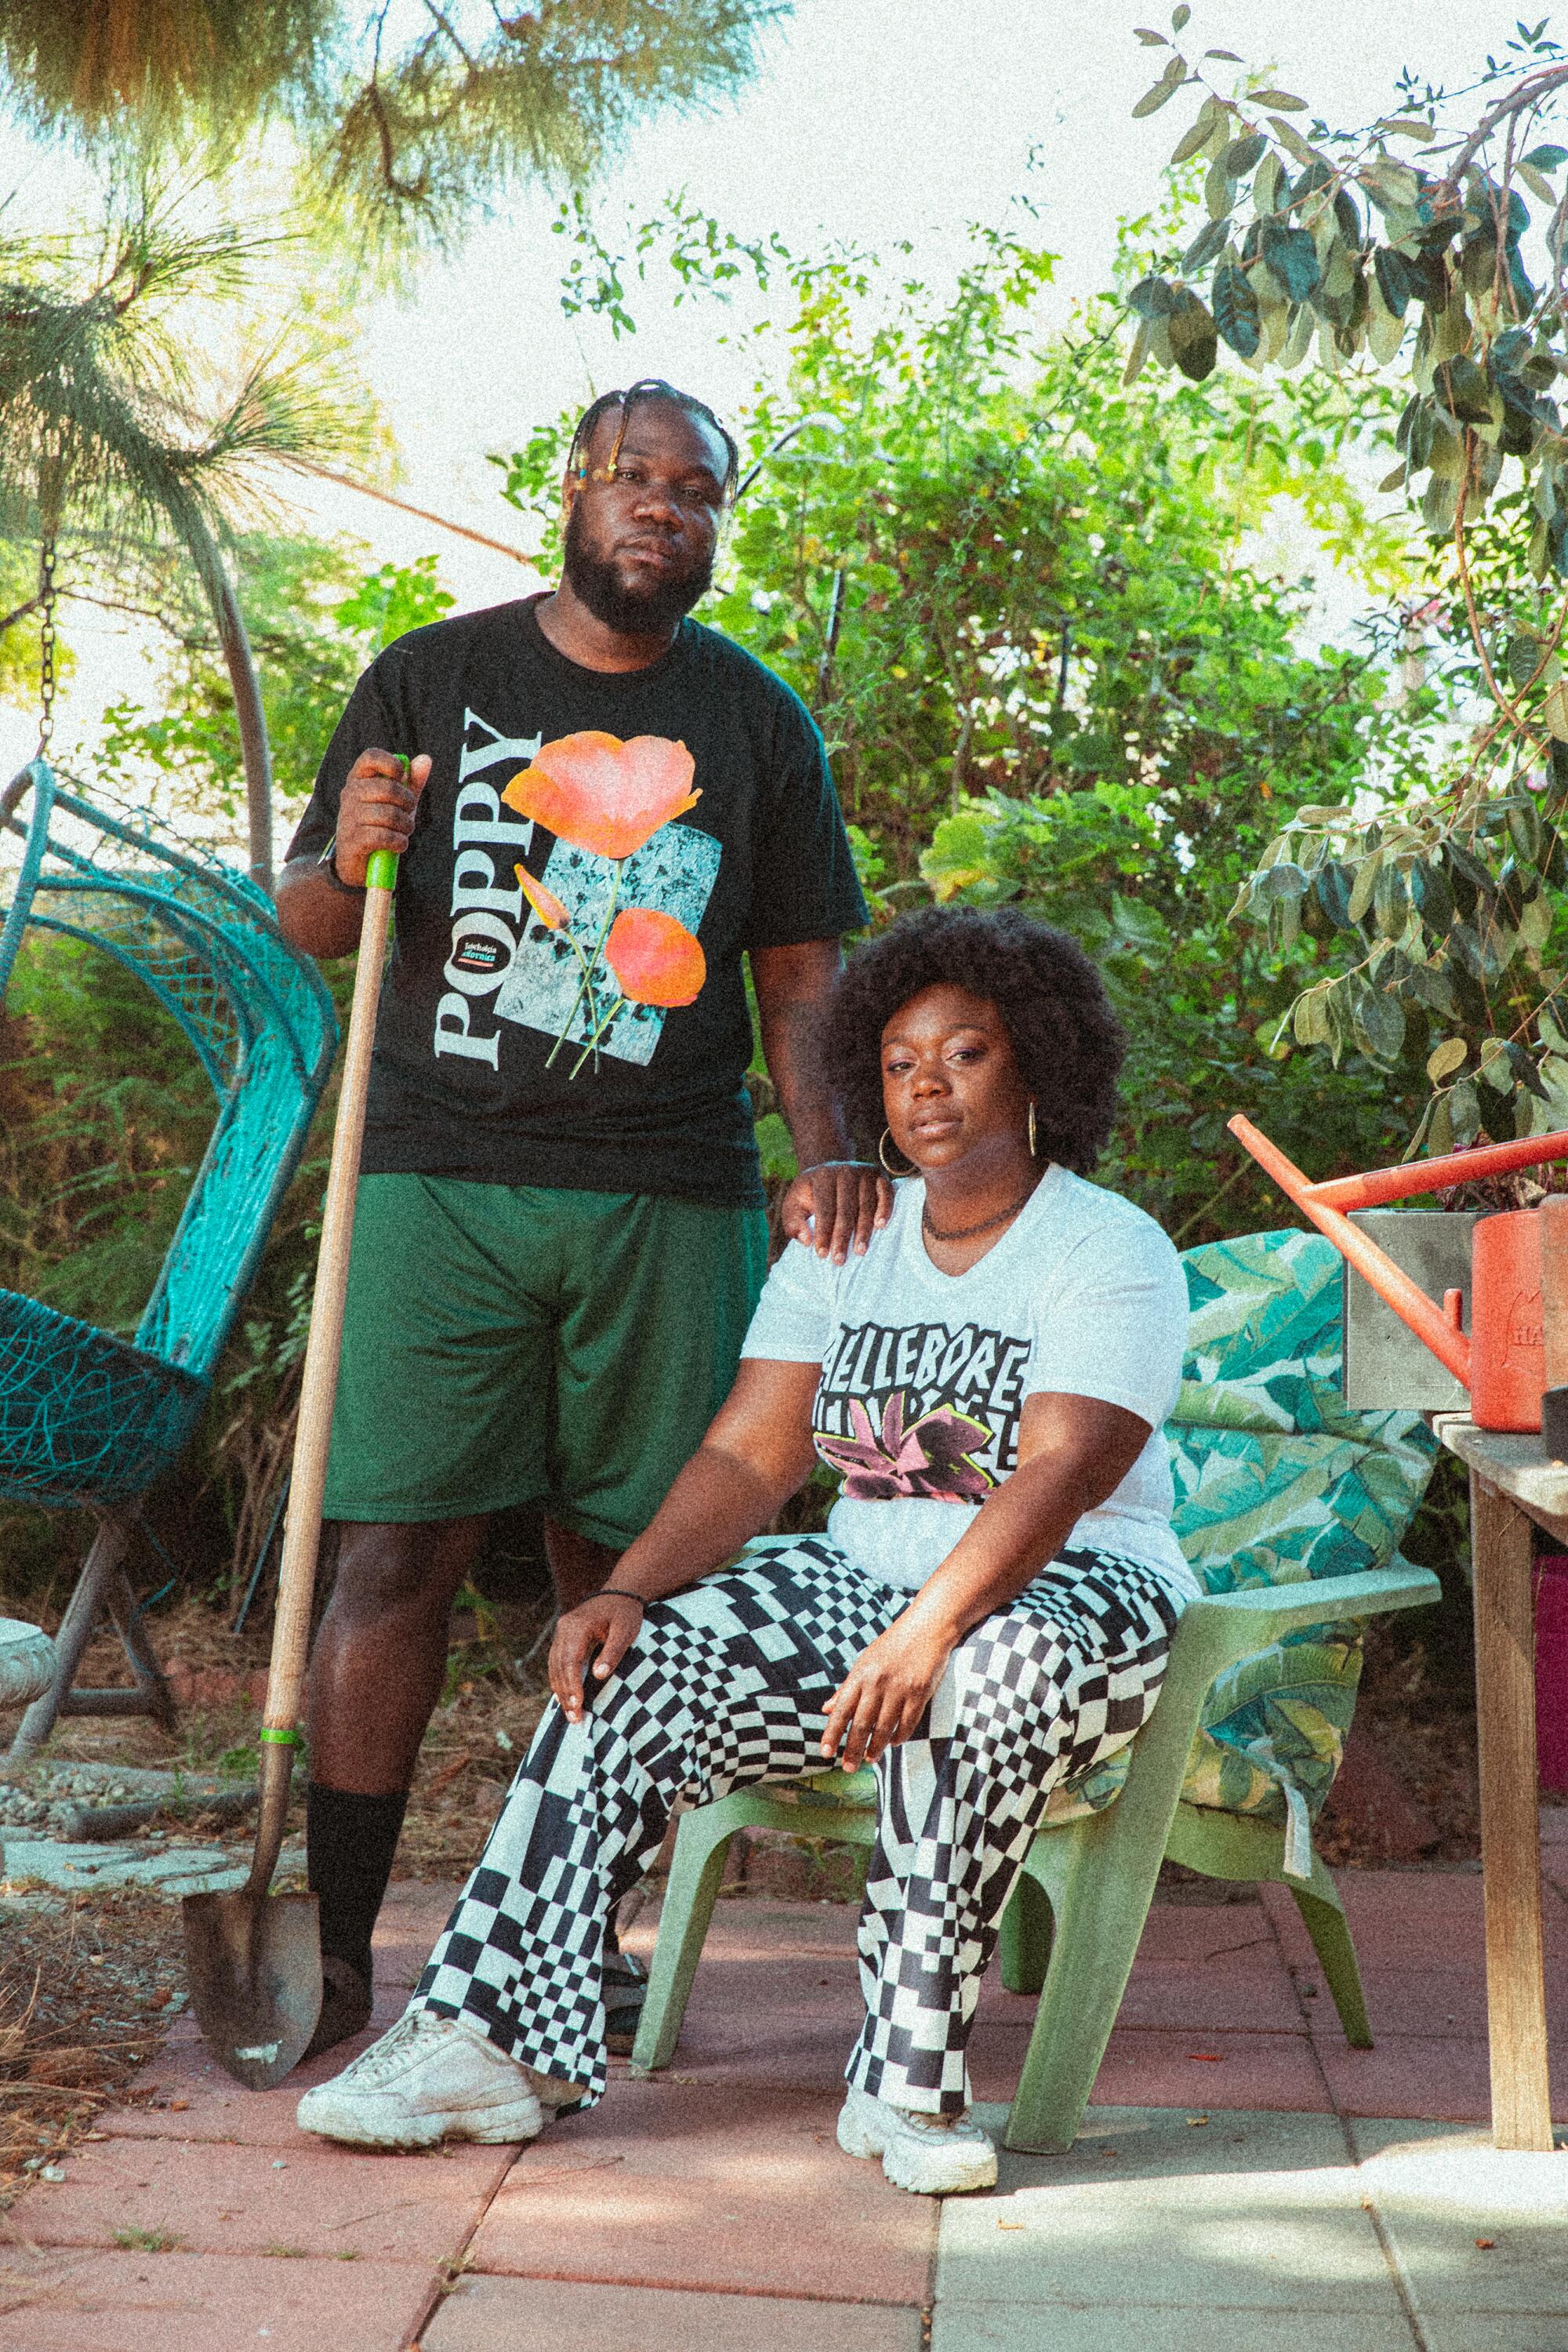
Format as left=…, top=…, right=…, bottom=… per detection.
left=181, top=1886, right=322, bottom=2090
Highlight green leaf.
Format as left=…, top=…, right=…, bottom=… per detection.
left=1294, top=986, right=1332, bottom=1046
left=1133, top=58, right=1188, bottom=116
left=1410, top=861, right=1454, bottom=934
left=1314, top=861, right=1355, bottom=927
left=1222, top=131, right=1268, bottom=179
left=1250, top=89, right=1306, bottom=110
left=1204, top=47, right=1241, bottom=60
left=1203, top=146, right=1234, bottom=219
left=1166, top=285, right=1218, bottom=379
left=1353, top=985, right=1406, bottom=1064
left=1127, top=274, right=1176, bottom=319
left=1182, top=217, right=1231, bottom=274
left=1258, top=219, right=1321, bottom=300
left=1377, top=461, right=1408, bottom=492
left=1479, top=1042, right=1515, bottom=1098
left=1439, top=353, right=1495, bottom=428
left=1212, top=261, right=1261, bottom=355
left=1373, top=245, right=1414, bottom=316
left=1269, top=115, right=1322, bottom=169
left=1171, top=109, right=1220, bottom=165
left=1361, top=156, right=1422, bottom=214
left=1347, top=851, right=1381, bottom=924
left=1427, top=1036, right=1468, bottom=1080
left=1377, top=117, right=1436, bottom=143
left=1507, top=632, right=1546, bottom=690
left=1428, top=1093, right=1455, bottom=1156
left=1133, top=25, right=1169, bottom=41
left=919, top=812, right=992, bottom=898
left=1249, top=860, right=1309, bottom=909
left=1508, top=795, right=1544, bottom=863
left=1519, top=161, right=1559, bottom=209
left=1373, top=856, right=1408, bottom=936
left=1523, top=144, right=1568, bottom=169
left=1521, top=887, right=1554, bottom=951
left=1171, top=2, right=1190, bottom=27
left=1421, top=471, right=1459, bottom=536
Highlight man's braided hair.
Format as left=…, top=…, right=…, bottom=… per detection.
left=568, top=378, right=739, bottom=499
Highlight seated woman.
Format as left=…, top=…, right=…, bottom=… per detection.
left=298, top=906, right=1196, bottom=2194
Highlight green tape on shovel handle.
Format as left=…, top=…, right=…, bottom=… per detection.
left=365, top=848, right=398, bottom=891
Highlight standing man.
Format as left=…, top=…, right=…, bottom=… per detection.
left=275, top=379, right=883, bottom=2058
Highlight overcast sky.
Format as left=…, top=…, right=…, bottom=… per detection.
left=0, top=0, right=1510, bottom=775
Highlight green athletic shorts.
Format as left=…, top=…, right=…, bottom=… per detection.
left=322, top=1175, right=770, bottom=1544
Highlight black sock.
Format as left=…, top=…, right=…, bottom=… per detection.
left=307, top=1783, right=408, bottom=1987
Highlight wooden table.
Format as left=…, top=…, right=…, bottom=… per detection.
left=1432, top=1414, right=1563, bottom=2150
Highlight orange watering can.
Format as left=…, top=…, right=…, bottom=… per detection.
left=1229, top=1116, right=1568, bottom=1441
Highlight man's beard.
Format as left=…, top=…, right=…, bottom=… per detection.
left=562, top=505, right=713, bottom=635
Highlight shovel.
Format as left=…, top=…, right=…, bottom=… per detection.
left=183, top=847, right=399, bottom=2089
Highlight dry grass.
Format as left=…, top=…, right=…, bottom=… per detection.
left=0, top=1892, right=183, bottom=2212
left=2, top=1589, right=556, bottom=1877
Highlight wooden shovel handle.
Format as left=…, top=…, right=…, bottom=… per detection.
left=260, top=851, right=398, bottom=1766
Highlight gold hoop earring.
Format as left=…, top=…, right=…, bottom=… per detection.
left=880, top=1126, right=915, bottom=1178
left=1028, top=1102, right=1038, bottom=1160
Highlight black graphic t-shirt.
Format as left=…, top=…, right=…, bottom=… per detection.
left=287, top=596, right=866, bottom=1207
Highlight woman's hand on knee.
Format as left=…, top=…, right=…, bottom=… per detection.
left=549, top=1594, right=645, bottom=1723
left=821, top=1616, right=953, bottom=1773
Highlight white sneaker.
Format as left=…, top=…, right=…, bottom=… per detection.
left=296, top=2009, right=546, bottom=2151
left=837, top=2083, right=998, bottom=2194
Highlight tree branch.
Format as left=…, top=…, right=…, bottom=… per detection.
left=1441, top=61, right=1568, bottom=187
left=0, top=593, right=42, bottom=638
left=290, top=463, right=534, bottom=564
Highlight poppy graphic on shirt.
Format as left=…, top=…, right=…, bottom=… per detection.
left=815, top=1393, right=995, bottom=1503
left=495, top=731, right=717, bottom=1073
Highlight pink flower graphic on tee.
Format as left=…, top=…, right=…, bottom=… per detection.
left=817, top=1394, right=994, bottom=1503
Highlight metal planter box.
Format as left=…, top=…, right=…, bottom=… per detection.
left=1341, top=1207, right=1479, bottom=1412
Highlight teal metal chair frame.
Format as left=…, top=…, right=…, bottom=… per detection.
left=0, top=760, right=336, bottom=1752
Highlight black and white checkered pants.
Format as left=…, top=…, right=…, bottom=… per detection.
left=413, top=1534, right=1185, bottom=2114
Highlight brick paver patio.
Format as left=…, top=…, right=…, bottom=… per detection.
left=2, top=1824, right=1567, bottom=2350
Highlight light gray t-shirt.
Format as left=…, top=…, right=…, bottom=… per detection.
left=741, top=1164, right=1198, bottom=1600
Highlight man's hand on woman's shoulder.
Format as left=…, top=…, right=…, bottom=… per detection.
left=779, top=1163, right=892, bottom=1265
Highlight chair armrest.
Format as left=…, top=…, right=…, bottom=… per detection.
left=1177, top=1563, right=1440, bottom=1680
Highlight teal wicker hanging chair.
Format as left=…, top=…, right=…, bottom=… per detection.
left=0, top=758, right=336, bottom=1751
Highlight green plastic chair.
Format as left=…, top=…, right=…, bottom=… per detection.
left=629, top=1228, right=1443, bottom=2153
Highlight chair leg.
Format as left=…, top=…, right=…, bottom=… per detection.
left=630, top=1793, right=757, bottom=2074
left=10, top=1515, right=128, bottom=1757
left=1290, top=1862, right=1372, bottom=2049
left=103, top=1564, right=176, bottom=1731
left=999, top=1860, right=1053, bottom=1996
left=9, top=1512, right=176, bottom=1755
left=1004, top=1799, right=1173, bottom=2156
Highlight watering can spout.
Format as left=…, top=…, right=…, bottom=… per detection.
left=1227, top=1116, right=1474, bottom=1388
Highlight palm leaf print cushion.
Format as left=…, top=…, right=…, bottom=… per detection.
left=1043, top=1226, right=1436, bottom=1828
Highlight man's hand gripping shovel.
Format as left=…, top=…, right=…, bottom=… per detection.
left=183, top=848, right=400, bottom=2089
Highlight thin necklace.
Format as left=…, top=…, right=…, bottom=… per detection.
left=922, top=1178, right=1040, bottom=1245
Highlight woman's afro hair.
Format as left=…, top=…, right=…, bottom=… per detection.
left=822, top=905, right=1127, bottom=1177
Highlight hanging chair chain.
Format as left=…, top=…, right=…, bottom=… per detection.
left=37, top=535, right=57, bottom=752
